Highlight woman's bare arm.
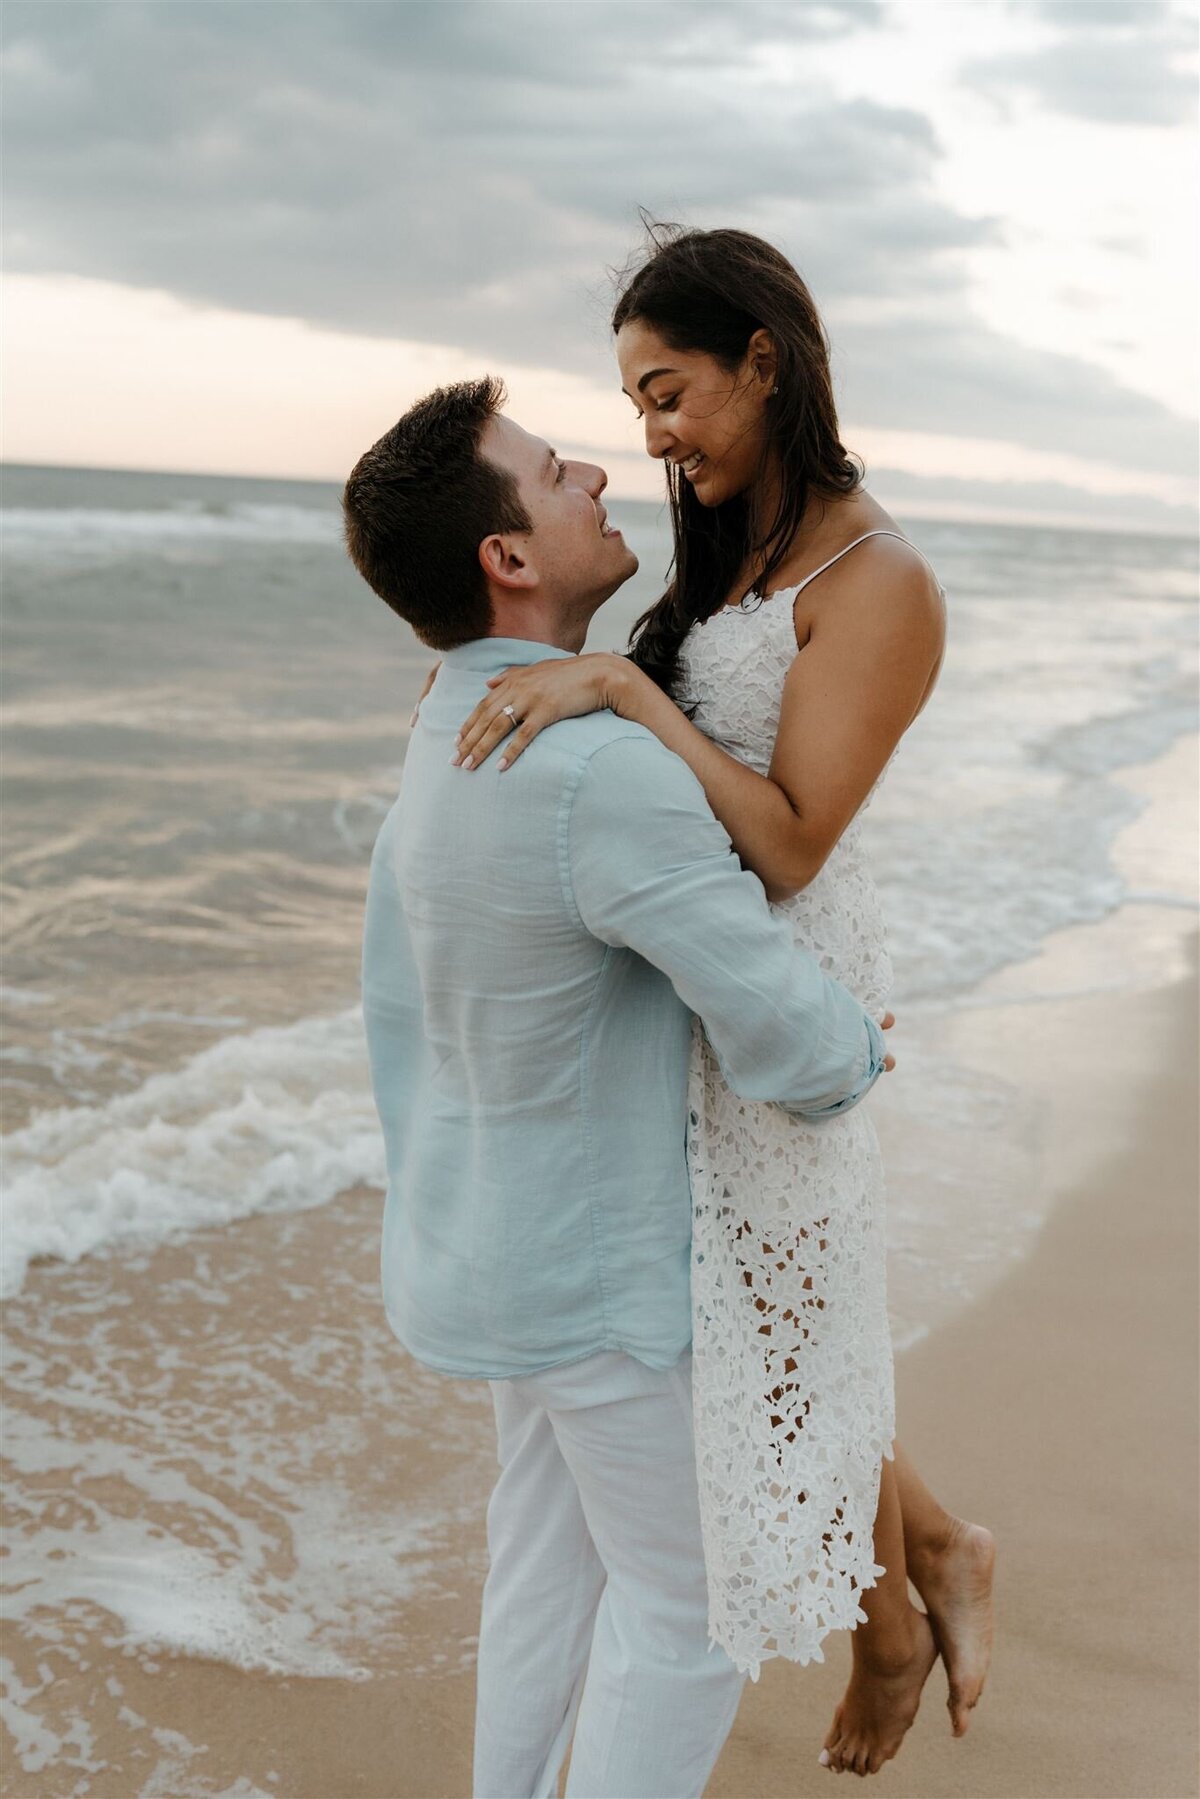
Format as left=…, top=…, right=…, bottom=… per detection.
left=453, top=540, right=945, bottom=903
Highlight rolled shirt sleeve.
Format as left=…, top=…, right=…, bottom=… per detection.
left=566, top=735, right=885, bottom=1120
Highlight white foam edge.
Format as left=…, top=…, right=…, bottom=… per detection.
left=0, top=1007, right=383, bottom=1298
left=0, top=503, right=341, bottom=550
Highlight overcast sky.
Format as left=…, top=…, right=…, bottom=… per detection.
left=2, top=0, right=1196, bottom=529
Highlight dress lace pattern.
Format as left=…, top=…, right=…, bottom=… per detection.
left=677, top=587, right=897, bottom=1680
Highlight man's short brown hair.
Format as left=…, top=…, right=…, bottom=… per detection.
left=342, top=376, right=532, bottom=650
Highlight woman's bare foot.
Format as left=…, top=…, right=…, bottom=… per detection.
left=819, top=1605, right=938, bottom=1776
left=910, top=1519, right=996, bottom=1736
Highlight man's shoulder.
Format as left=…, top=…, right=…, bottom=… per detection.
left=539, top=710, right=680, bottom=776
left=545, top=714, right=710, bottom=835
left=365, top=788, right=405, bottom=885
left=538, top=712, right=707, bottom=816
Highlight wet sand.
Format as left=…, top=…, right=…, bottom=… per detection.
left=711, top=932, right=1199, bottom=1799
left=4, top=904, right=1195, bottom=1799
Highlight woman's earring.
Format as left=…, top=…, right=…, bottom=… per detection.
left=771, top=384, right=779, bottom=396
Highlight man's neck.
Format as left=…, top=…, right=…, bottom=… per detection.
left=489, top=626, right=585, bottom=654
left=485, top=603, right=591, bottom=654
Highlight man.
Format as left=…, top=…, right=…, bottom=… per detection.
left=343, top=377, right=888, bottom=1799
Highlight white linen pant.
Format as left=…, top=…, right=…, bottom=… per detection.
left=472, top=1350, right=746, bottom=1799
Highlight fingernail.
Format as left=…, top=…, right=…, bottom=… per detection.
left=409, top=711, right=418, bottom=727
left=462, top=755, right=474, bottom=770
left=454, top=732, right=462, bottom=743
left=497, top=759, right=508, bottom=772
left=818, top=1752, right=830, bottom=1768
left=449, top=753, right=461, bottom=766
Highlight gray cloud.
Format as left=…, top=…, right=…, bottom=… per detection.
left=869, top=463, right=1196, bottom=535
left=1094, top=233, right=1146, bottom=254
left=3, top=0, right=947, bottom=372
left=1, top=0, right=1193, bottom=486
left=965, top=0, right=1196, bottom=125
left=1033, top=1, right=1175, bottom=26
left=835, top=315, right=1196, bottom=474
left=1056, top=284, right=1103, bottom=310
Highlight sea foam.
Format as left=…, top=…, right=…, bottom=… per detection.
left=1, top=501, right=340, bottom=553
left=0, top=1009, right=383, bottom=1298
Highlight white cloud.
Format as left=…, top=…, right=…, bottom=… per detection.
left=1, top=0, right=1195, bottom=519
left=966, top=0, right=1196, bottom=125
left=5, top=272, right=1192, bottom=536
left=0, top=274, right=633, bottom=484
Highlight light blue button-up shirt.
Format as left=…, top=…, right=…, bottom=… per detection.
left=362, top=636, right=886, bottom=1381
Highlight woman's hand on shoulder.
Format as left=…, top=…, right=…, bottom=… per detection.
left=452, top=652, right=633, bottom=772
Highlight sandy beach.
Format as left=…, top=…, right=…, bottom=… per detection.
left=712, top=933, right=1199, bottom=1799
left=4, top=871, right=1196, bottom=1799
left=5, top=0, right=1200, bottom=1784
left=3, top=491, right=1196, bottom=1799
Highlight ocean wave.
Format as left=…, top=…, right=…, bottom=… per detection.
left=0, top=1008, right=383, bottom=1297
left=0, top=1407, right=438, bottom=1680
left=0, top=501, right=342, bottom=552
left=875, top=775, right=1140, bottom=1000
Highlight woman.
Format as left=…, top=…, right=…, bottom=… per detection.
left=448, top=226, right=996, bottom=1778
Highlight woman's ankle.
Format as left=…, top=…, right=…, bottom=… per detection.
left=905, top=1509, right=966, bottom=1580
left=852, top=1600, right=923, bottom=1675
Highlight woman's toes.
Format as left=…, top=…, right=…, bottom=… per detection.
left=822, top=1712, right=846, bottom=1769
left=949, top=1676, right=984, bottom=1735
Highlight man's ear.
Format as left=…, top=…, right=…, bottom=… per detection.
left=479, top=533, right=538, bottom=592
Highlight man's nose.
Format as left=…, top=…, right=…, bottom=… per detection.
left=581, top=462, right=607, bottom=497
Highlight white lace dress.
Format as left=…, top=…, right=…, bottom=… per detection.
left=677, top=532, right=927, bottom=1679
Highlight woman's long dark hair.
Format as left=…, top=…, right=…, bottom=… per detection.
left=614, top=223, right=862, bottom=696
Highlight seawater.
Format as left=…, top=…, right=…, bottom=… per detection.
left=2, top=464, right=1196, bottom=1299
left=1, top=464, right=1196, bottom=1740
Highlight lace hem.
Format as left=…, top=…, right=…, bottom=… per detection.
left=688, top=1026, right=896, bottom=1678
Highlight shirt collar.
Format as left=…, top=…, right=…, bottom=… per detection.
left=441, top=637, right=577, bottom=674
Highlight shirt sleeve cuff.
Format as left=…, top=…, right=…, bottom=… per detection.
left=780, top=1013, right=887, bottom=1121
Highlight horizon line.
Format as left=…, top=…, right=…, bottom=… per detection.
left=2, top=457, right=1196, bottom=545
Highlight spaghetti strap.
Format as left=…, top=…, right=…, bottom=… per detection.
left=793, top=528, right=943, bottom=594
left=731, top=528, right=946, bottom=612
left=734, top=529, right=946, bottom=610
